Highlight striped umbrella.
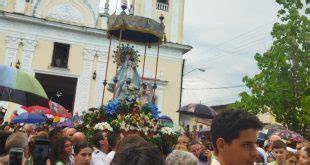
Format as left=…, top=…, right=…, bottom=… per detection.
left=0, top=65, right=49, bottom=107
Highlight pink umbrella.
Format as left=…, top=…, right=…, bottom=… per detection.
left=22, top=106, right=53, bottom=115
left=49, top=101, right=71, bottom=118
left=277, top=130, right=304, bottom=142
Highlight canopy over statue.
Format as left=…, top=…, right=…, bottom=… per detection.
left=107, top=13, right=165, bottom=43
left=102, top=6, right=165, bottom=106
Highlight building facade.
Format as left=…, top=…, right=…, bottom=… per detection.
left=0, top=0, right=191, bottom=123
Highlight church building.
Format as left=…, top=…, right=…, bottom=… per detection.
left=0, top=0, right=191, bottom=123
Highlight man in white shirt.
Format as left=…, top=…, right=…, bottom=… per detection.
left=104, top=131, right=123, bottom=165
left=90, top=131, right=109, bottom=165
left=210, top=110, right=262, bottom=165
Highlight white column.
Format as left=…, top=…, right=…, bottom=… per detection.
left=74, top=48, right=95, bottom=114
left=4, top=36, right=21, bottom=66
left=170, top=0, right=180, bottom=42
left=15, top=0, right=26, bottom=14
left=21, top=39, right=38, bottom=75
left=157, top=85, right=164, bottom=111
left=144, top=0, right=152, bottom=18
left=101, top=16, right=108, bottom=30
left=93, top=51, right=107, bottom=107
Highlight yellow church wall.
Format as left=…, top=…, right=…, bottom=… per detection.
left=133, top=0, right=184, bottom=43
left=151, top=0, right=172, bottom=42
left=4, top=0, right=15, bottom=13
left=32, top=40, right=54, bottom=70
left=134, top=0, right=145, bottom=16
left=178, top=0, right=185, bottom=43
left=153, top=10, right=172, bottom=42
left=160, top=59, right=182, bottom=122
left=88, top=56, right=98, bottom=108
left=32, top=40, right=84, bottom=76
left=0, top=33, right=5, bottom=63
left=67, top=45, right=84, bottom=75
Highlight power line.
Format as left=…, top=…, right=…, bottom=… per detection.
left=184, top=64, right=241, bottom=91
left=222, top=36, right=271, bottom=54
left=205, top=21, right=273, bottom=52
left=183, top=85, right=245, bottom=90
left=205, top=29, right=270, bottom=54
left=203, top=37, right=272, bottom=65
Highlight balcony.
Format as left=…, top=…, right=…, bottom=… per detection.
left=156, top=3, right=169, bottom=12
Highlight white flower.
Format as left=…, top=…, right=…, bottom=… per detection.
left=94, top=122, right=113, bottom=132
left=172, top=125, right=181, bottom=133
left=160, top=127, right=175, bottom=135
left=153, top=134, right=160, bottom=138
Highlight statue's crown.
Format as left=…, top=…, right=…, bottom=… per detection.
left=113, top=44, right=140, bottom=67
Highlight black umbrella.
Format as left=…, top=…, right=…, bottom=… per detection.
left=178, top=103, right=217, bottom=119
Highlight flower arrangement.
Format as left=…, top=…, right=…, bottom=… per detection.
left=160, top=127, right=177, bottom=135
left=105, top=99, right=120, bottom=116
left=77, top=97, right=180, bottom=153
left=149, top=126, right=180, bottom=155
left=94, top=122, right=113, bottom=132
left=111, top=112, right=161, bottom=137
left=149, top=126, right=181, bottom=155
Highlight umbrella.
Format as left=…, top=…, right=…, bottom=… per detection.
left=198, top=127, right=211, bottom=133
left=158, top=115, right=173, bottom=127
left=22, top=105, right=53, bottom=115
left=158, top=115, right=173, bottom=123
left=178, top=104, right=217, bottom=119
left=11, top=112, right=46, bottom=124
left=277, top=130, right=304, bottom=142
left=56, top=122, right=73, bottom=128
left=49, top=101, right=71, bottom=118
left=0, top=65, right=49, bottom=107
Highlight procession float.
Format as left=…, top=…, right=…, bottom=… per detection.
left=76, top=3, right=180, bottom=155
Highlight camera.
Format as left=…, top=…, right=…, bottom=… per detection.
left=9, top=148, right=24, bottom=165
left=33, top=139, right=50, bottom=165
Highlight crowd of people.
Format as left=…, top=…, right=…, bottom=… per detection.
left=0, top=109, right=309, bottom=165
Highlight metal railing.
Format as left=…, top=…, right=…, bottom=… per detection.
left=156, top=3, right=168, bottom=11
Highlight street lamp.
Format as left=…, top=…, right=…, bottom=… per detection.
left=183, top=68, right=206, bottom=76
left=179, top=59, right=206, bottom=112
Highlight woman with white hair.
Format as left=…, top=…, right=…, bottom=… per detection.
left=0, top=132, right=29, bottom=165
left=166, top=150, right=199, bottom=165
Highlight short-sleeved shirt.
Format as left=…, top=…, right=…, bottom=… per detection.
left=90, top=148, right=107, bottom=165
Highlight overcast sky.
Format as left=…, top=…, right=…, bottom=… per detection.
left=107, top=0, right=281, bottom=106
left=181, top=0, right=280, bottom=106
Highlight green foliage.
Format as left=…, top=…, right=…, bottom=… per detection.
left=232, top=0, right=310, bottom=132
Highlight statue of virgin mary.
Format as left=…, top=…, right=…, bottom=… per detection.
left=108, top=45, right=141, bottom=100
